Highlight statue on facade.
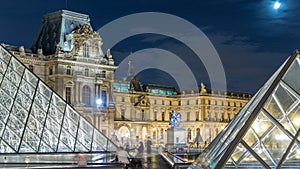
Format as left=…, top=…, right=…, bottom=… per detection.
left=169, top=110, right=183, bottom=128
left=200, top=82, right=207, bottom=94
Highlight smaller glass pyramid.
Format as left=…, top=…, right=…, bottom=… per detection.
left=189, top=51, right=300, bottom=169
left=0, top=44, right=117, bottom=164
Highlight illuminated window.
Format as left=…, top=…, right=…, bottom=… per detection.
left=101, top=90, right=107, bottom=107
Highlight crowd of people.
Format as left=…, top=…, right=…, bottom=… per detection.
left=116, top=137, right=152, bottom=169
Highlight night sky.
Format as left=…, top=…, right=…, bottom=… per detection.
left=1, top=0, right=299, bottom=94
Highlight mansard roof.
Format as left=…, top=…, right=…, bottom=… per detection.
left=31, top=10, right=91, bottom=55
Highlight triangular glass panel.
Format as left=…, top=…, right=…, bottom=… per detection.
left=282, top=143, right=300, bottom=168
left=282, top=57, right=300, bottom=93
left=236, top=148, right=268, bottom=169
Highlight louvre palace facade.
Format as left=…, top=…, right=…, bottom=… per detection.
left=2, top=10, right=252, bottom=147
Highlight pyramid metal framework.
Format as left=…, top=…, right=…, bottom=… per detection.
left=190, top=51, right=300, bottom=169
left=0, top=44, right=117, bottom=159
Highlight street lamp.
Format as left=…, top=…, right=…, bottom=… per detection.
left=96, top=98, right=102, bottom=107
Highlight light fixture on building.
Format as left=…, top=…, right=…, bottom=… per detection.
left=96, top=98, right=102, bottom=107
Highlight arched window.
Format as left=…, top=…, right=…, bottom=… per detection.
left=82, top=85, right=91, bottom=106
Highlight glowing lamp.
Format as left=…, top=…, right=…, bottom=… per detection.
left=96, top=98, right=102, bottom=105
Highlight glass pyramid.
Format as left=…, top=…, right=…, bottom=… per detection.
left=189, top=50, right=300, bottom=169
left=0, top=44, right=117, bottom=164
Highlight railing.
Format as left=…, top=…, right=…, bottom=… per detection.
left=160, top=151, right=192, bottom=169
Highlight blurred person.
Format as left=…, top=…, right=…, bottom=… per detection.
left=117, top=146, right=131, bottom=169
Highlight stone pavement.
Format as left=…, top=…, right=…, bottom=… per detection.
left=133, top=153, right=171, bottom=169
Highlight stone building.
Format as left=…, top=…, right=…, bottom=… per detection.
left=3, top=10, right=252, bottom=147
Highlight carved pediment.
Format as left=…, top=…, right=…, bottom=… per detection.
left=70, top=24, right=100, bottom=56
left=131, top=95, right=151, bottom=108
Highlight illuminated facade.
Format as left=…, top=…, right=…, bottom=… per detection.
left=3, top=10, right=252, bottom=148
left=190, top=51, right=300, bottom=168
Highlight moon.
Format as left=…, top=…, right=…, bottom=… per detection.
left=273, top=1, right=281, bottom=9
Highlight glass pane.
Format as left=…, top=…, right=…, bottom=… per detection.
left=65, top=106, right=79, bottom=124
left=77, top=129, right=92, bottom=151
left=19, top=131, right=37, bottom=153
left=0, top=140, right=15, bottom=153
left=15, top=91, right=31, bottom=111
left=19, top=78, right=35, bottom=98
left=288, top=104, right=300, bottom=134
left=243, top=129, right=257, bottom=148
left=0, top=47, right=11, bottom=64
left=23, top=69, right=38, bottom=87
left=274, top=84, right=297, bottom=114
left=5, top=67, right=22, bottom=85
left=0, top=105, right=10, bottom=124
left=282, top=57, right=300, bottom=93
left=62, top=117, right=78, bottom=137
left=262, top=126, right=292, bottom=164
left=34, top=92, right=50, bottom=111
left=38, top=82, right=52, bottom=98
left=27, top=115, right=44, bottom=137
left=0, top=88, right=13, bottom=110
left=41, top=129, right=58, bottom=151
left=286, top=144, right=300, bottom=162
left=251, top=111, right=273, bottom=138
left=264, top=95, right=284, bottom=120
left=9, top=57, right=24, bottom=75
left=57, top=141, right=72, bottom=152
left=39, top=141, right=54, bottom=153
left=59, top=129, right=75, bottom=151
left=231, top=143, right=247, bottom=163
left=1, top=77, right=18, bottom=98
left=235, top=149, right=266, bottom=169
left=92, top=130, right=107, bottom=151
left=31, top=103, right=47, bottom=126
